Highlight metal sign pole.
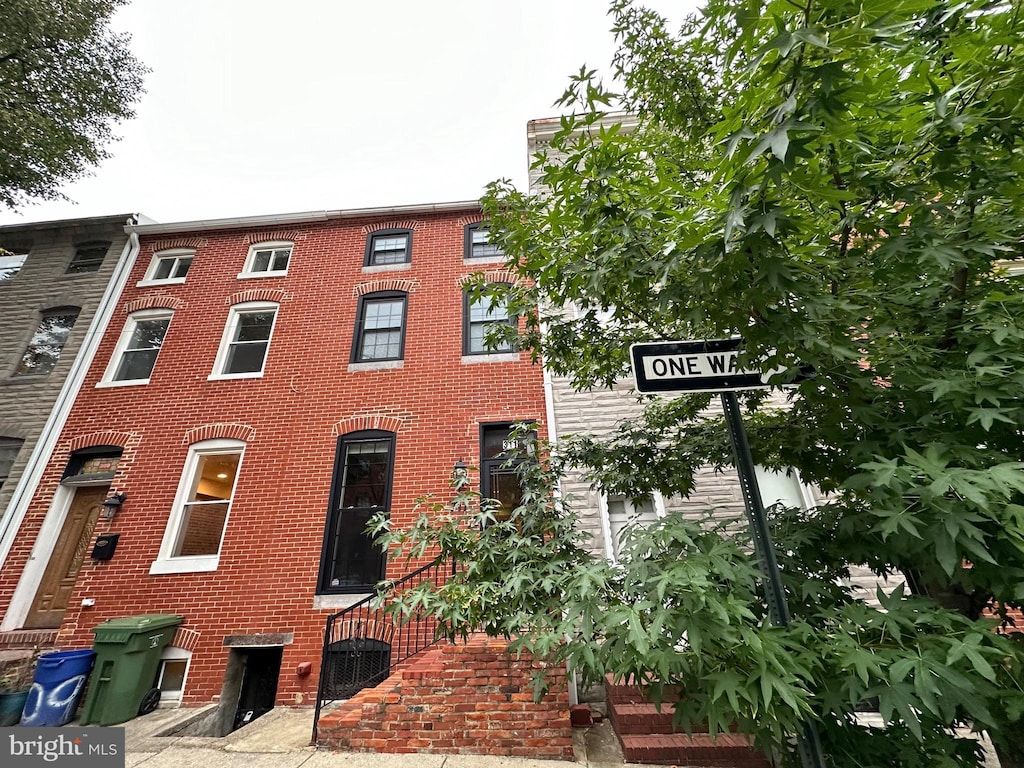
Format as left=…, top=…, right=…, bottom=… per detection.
left=720, top=391, right=828, bottom=768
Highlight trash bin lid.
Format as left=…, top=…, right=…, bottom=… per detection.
left=91, top=614, right=183, bottom=638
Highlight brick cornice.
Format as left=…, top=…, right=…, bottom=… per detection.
left=243, top=231, right=305, bottom=244
left=332, top=415, right=406, bottom=436
left=226, top=288, right=288, bottom=305
left=361, top=220, right=421, bottom=234
left=353, top=279, right=418, bottom=297
left=124, top=295, right=183, bottom=314
left=146, top=238, right=207, bottom=253
left=183, top=423, right=255, bottom=445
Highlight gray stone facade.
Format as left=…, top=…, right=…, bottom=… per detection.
left=0, top=215, right=136, bottom=518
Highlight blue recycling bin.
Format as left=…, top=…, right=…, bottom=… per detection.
left=19, top=649, right=96, bottom=726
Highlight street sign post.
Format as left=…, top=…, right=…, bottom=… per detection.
left=630, top=338, right=827, bottom=768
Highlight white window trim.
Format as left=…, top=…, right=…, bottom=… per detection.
left=97, top=309, right=173, bottom=387
left=599, top=491, right=666, bottom=563
left=208, top=301, right=279, bottom=381
left=150, top=438, right=245, bottom=575
left=238, top=241, right=292, bottom=279
left=156, top=647, right=192, bottom=707
left=137, top=248, right=195, bottom=287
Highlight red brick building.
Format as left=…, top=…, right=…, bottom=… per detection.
left=0, top=202, right=547, bottom=727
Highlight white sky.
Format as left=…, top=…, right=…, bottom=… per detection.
left=0, top=0, right=697, bottom=227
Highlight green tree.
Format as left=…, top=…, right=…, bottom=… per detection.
left=0, top=0, right=146, bottom=209
left=381, top=1, right=1024, bottom=765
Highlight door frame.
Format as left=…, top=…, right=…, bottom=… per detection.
left=1, top=481, right=104, bottom=631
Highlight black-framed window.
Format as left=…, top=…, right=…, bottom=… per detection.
left=67, top=241, right=110, bottom=274
left=352, top=291, right=407, bottom=362
left=15, top=306, right=80, bottom=376
left=319, top=430, right=395, bottom=593
left=479, top=423, right=534, bottom=524
left=0, top=437, right=24, bottom=491
left=365, top=230, right=412, bottom=267
left=463, top=286, right=515, bottom=355
left=464, top=223, right=502, bottom=260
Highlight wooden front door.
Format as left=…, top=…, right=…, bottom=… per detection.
left=25, top=486, right=108, bottom=629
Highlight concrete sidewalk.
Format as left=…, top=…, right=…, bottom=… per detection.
left=121, top=706, right=629, bottom=768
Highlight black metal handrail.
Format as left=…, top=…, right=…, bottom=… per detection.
left=312, top=558, right=453, bottom=743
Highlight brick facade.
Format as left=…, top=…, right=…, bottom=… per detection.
left=0, top=204, right=547, bottom=710
left=318, top=634, right=573, bottom=759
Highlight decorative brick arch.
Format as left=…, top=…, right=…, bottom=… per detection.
left=67, top=431, right=135, bottom=453
left=243, top=231, right=305, bottom=244
left=457, top=269, right=517, bottom=287
left=353, top=279, right=418, bottom=297
left=146, top=238, right=207, bottom=253
left=170, top=626, right=201, bottom=652
left=183, top=423, right=256, bottom=445
left=457, top=215, right=486, bottom=226
left=332, top=415, right=406, bottom=436
left=226, top=288, right=288, bottom=306
left=124, top=295, right=183, bottom=314
left=362, top=220, right=421, bottom=234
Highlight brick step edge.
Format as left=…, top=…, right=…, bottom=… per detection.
left=609, top=701, right=695, bottom=734
left=617, top=733, right=772, bottom=768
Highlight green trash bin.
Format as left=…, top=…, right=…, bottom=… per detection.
left=81, top=614, right=183, bottom=725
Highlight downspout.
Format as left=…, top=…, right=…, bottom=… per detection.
left=0, top=224, right=141, bottom=582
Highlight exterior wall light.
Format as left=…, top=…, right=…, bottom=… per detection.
left=100, top=491, right=127, bottom=520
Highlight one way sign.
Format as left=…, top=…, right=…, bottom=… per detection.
left=630, top=338, right=796, bottom=394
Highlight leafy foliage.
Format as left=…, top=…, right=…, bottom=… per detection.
left=384, top=1, right=1024, bottom=765
left=0, top=0, right=146, bottom=209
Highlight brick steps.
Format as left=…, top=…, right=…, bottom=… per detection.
left=605, top=677, right=771, bottom=767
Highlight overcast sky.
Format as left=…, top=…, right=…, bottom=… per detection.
left=0, top=0, right=697, bottom=227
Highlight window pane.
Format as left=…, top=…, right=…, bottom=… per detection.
left=158, top=659, right=187, bottom=697
left=270, top=249, right=290, bottom=271
left=225, top=341, right=268, bottom=373
left=114, top=349, right=159, bottom=381
left=363, top=300, right=402, bottom=330
left=173, top=452, right=240, bottom=557
left=114, top=317, right=170, bottom=381
left=357, top=298, right=404, bottom=361
left=324, top=507, right=385, bottom=589
left=154, top=258, right=174, bottom=280
left=172, top=257, right=192, bottom=278
left=67, top=245, right=107, bottom=273
left=0, top=438, right=23, bottom=489
left=252, top=250, right=272, bottom=272
left=370, top=235, right=409, bottom=265
left=340, top=440, right=391, bottom=508
left=487, top=469, right=523, bottom=522
left=15, top=311, right=78, bottom=375
left=470, top=228, right=502, bottom=258
left=0, top=253, right=27, bottom=281
left=234, top=312, right=274, bottom=342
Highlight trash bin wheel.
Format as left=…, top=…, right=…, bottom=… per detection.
left=138, top=688, right=161, bottom=716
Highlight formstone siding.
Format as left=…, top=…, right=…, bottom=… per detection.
left=0, top=215, right=134, bottom=518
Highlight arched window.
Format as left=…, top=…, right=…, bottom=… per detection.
left=101, top=309, right=173, bottom=384
left=15, top=306, right=80, bottom=376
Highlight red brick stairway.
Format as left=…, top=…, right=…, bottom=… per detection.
left=605, top=677, right=773, bottom=767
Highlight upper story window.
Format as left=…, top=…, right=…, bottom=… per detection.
left=210, top=302, right=279, bottom=379
left=365, top=230, right=412, bottom=267
left=151, top=438, right=244, bottom=574
left=240, top=242, right=292, bottom=278
left=318, top=430, right=395, bottom=593
left=140, top=249, right=194, bottom=286
left=14, top=307, right=80, bottom=376
left=464, top=287, right=515, bottom=355
left=352, top=292, right=407, bottom=363
left=67, top=241, right=110, bottom=274
left=464, top=223, right=502, bottom=260
left=0, top=251, right=28, bottom=281
left=605, top=494, right=663, bottom=562
left=0, top=437, right=24, bottom=491
left=100, top=310, right=173, bottom=385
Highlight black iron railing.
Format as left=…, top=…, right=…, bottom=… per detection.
left=312, top=559, right=453, bottom=743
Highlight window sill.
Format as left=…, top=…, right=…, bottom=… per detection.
left=137, top=277, right=186, bottom=288
left=96, top=378, right=150, bottom=388
left=362, top=263, right=411, bottom=274
left=207, top=371, right=265, bottom=381
left=236, top=271, right=287, bottom=280
left=461, top=352, right=519, bottom=364
left=462, top=255, right=506, bottom=265
left=150, top=555, right=219, bottom=574
left=348, top=360, right=403, bottom=372
left=313, top=593, right=372, bottom=610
